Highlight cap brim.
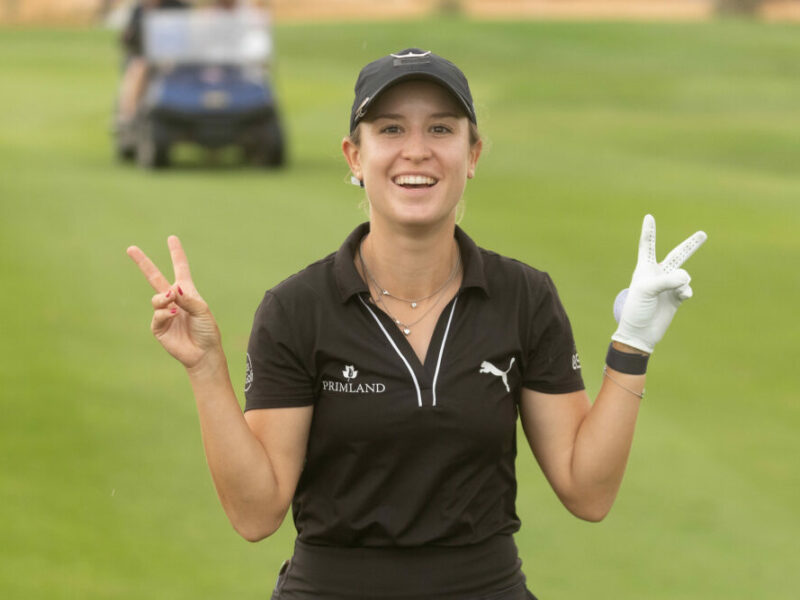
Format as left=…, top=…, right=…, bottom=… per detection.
left=352, top=72, right=475, bottom=131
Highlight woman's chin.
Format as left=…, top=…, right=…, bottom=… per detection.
left=371, top=202, right=458, bottom=231
left=384, top=211, right=456, bottom=231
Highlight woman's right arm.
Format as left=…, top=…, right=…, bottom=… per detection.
left=127, top=236, right=311, bottom=542
left=188, top=358, right=312, bottom=542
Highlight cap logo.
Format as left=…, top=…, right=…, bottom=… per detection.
left=391, top=50, right=432, bottom=67
left=355, top=96, right=370, bottom=119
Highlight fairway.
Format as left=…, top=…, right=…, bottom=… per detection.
left=1, top=18, right=799, bottom=599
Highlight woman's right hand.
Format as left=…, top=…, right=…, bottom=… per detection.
left=127, top=236, right=222, bottom=371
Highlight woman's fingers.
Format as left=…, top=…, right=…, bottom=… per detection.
left=127, top=236, right=196, bottom=294
left=168, top=235, right=195, bottom=290
left=151, top=288, right=179, bottom=334
left=151, top=305, right=180, bottom=334
left=127, top=245, right=171, bottom=293
left=151, top=287, right=179, bottom=309
left=151, top=281, right=207, bottom=322
left=169, top=281, right=208, bottom=316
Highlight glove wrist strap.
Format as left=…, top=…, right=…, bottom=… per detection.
left=605, top=343, right=649, bottom=375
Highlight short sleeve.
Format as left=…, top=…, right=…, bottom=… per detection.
left=244, top=292, right=315, bottom=411
left=522, top=273, right=585, bottom=394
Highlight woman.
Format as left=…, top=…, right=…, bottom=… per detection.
left=127, top=49, right=706, bottom=599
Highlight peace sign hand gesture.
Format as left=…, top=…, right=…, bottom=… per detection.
left=612, top=215, right=707, bottom=354
left=127, top=236, right=222, bottom=371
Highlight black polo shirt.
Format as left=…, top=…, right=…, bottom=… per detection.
left=245, top=223, right=584, bottom=548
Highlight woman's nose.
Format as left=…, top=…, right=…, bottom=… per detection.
left=401, top=129, right=431, bottom=161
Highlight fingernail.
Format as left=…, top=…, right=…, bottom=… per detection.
left=165, top=290, right=171, bottom=298
left=170, top=307, right=177, bottom=314
left=178, top=286, right=183, bottom=296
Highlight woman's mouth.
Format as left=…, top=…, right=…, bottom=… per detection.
left=392, top=175, right=438, bottom=188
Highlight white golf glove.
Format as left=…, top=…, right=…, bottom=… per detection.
left=612, top=215, right=707, bottom=354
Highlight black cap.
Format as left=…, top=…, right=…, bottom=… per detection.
left=349, top=48, right=476, bottom=133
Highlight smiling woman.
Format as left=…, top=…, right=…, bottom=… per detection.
left=127, top=47, right=707, bottom=600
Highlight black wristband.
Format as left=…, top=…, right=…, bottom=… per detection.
left=605, top=343, right=649, bottom=375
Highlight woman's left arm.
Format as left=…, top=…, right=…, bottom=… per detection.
left=520, top=215, right=707, bottom=521
left=519, top=352, right=644, bottom=523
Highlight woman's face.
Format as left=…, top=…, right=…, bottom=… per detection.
left=343, top=79, right=482, bottom=231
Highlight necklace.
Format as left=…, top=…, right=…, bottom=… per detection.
left=358, top=241, right=461, bottom=309
left=370, top=279, right=448, bottom=336
left=358, top=241, right=461, bottom=336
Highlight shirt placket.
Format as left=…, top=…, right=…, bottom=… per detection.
left=358, top=294, right=459, bottom=408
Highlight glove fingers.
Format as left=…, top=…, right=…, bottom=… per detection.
left=640, top=268, right=691, bottom=295
left=636, top=214, right=657, bottom=268
left=661, top=230, right=708, bottom=274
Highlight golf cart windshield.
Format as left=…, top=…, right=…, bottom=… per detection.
left=144, top=8, right=272, bottom=65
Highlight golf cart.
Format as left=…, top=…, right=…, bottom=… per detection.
left=115, top=7, right=285, bottom=168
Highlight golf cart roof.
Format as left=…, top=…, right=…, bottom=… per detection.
left=144, top=8, right=272, bottom=65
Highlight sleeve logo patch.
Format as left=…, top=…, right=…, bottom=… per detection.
left=244, top=352, right=254, bottom=392
left=571, top=353, right=582, bottom=371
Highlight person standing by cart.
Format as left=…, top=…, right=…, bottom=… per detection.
left=118, top=0, right=188, bottom=122
left=127, top=48, right=706, bottom=599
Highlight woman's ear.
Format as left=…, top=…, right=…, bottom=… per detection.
left=467, top=138, right=483, bottom=179
left=342, top=136, right=362, bottom=182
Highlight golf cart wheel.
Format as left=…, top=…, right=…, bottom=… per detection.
left=266, top=117, right=285, bottom=167
left=251, top=116, right=285, bottom=168
left=112, top=102, right=136, bottom=163
left=136, top=120, right=170, bottom=169
left=117, top=143, right=136, bottom=163
left=113, top=122, right=136, bottom=163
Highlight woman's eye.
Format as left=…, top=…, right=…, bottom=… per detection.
left=381, top=125, right=401, bottom=134
left=431, top=125, right=453, bottom=134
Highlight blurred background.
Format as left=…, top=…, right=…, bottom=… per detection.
left=1, top=1, right=798, bottom=598
left=4, top=0, right=800, bottom=23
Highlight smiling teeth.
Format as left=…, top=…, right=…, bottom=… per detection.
left=394, top=175, right=436, bottom=186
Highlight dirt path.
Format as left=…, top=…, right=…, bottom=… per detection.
left=3, top=0, right=798, bottom=25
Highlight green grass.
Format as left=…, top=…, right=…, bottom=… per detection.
left=1, top=19, right=799, bottom=599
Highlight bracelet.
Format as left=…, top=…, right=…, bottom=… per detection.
left=605, top=343, right=649, bottom=375
left=603, top=366, right=645, bottom=399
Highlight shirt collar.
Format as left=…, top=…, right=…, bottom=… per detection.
left=334, top=222, right=490, bottom=304
left=334, top=223, right=371, bottom=303
left=454, top=225, right=489, bottom=296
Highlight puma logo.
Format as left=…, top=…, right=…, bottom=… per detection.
left=479, top=358, right=515, bottom=393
